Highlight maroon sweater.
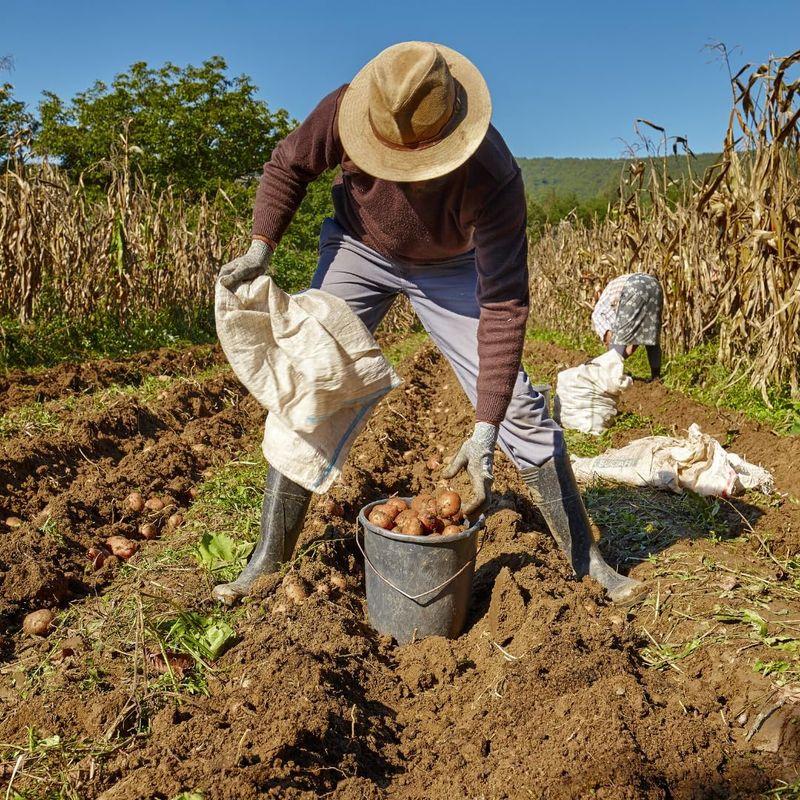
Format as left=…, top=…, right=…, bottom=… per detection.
left=252, top=85, right=529, bottom=426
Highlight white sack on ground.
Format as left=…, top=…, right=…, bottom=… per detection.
left=571, top=423, right=774, bottom=497
left=215, top=276, right=401, bottom=493
left=554, top=349, right=633, bottom=435
left=215, top=276, right=400, bottom=433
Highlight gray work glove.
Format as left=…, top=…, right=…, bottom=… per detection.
left=218, top=240, right=272, bottom=291
left=442, top=421, right=499, bottom=515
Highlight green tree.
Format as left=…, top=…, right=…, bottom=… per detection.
left=271, top=170, right=335, bottom=292
left=35, top=56, right=292, bottom=192
left=1, top=57, right=37, bottom=163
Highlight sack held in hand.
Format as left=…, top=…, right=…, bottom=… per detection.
left=215, top=276, right=401, bottom=493
left=215, top=276, right=400, bottom=434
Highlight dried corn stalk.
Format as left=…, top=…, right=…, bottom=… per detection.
left=529, top=51, right=800, bottom=397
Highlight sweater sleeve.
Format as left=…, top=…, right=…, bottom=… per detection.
left=473, top=168, right=530, bottom=425
left=251, top=85, right=346, bottom=244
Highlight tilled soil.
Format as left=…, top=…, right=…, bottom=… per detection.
left=0, top=366, right=264, bottom=632
left=0, top=344, right=225, bottom=415
left=1, top=342, right=798, bottom=798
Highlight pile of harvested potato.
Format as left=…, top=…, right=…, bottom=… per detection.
left=85, top=491, right=186, bottom=570
left=367, top=491, right=465, bottom=536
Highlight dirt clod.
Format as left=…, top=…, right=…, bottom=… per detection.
left=282, top=574, right=309, bottom=604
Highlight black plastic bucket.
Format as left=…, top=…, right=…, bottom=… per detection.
left=357, top=498, right=484, bottom=644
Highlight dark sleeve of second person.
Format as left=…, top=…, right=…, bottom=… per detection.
left=473, top=168, right=530, bottom=426
left=251, top=85, right=346, bottom=245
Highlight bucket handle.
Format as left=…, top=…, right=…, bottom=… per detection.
left=356, top=528, right=484, bottom=602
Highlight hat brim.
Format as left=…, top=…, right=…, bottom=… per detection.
left=338, top=42, right=492, bottom=182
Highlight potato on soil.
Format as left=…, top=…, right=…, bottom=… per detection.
left=125, top=492, right=145, bottom=513
left=426, top=456, right=442, bottom=471
left=436, top=490, right=461, bottom=518
left=282, top=575, right=309, bottom=604
left=321, top=498, right=344, bottom=517
left=23, top=609, right=54, bottom=637
left=5, top=516, right=22, bottom=529
left=147, top=650, right=193, bottom=678
left=105, top=535, right=138, bottom=560
left=167, top=513, right=184, bottom=530
left=87, top=545, right=111, bottom=570
left=139, top=523, right=159, bottom=540
left=145, top=497, right=165, bottom=512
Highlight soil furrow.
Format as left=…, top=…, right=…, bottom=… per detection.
left=0, top=344, right=225, bottom=415
left=0, top=372, right=264, bottom=628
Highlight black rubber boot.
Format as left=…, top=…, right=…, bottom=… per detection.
left=212, top=468, right=312, bottom=605
left=521, top=453, right=645, bottom=604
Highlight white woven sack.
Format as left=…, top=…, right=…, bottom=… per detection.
left=215, top=276, right=401, bottom=492
left=554, top=349, right=632, bottom=435
left=215, top=275, right=400, bottom=434
left=571, top=424, right=774, bottom=497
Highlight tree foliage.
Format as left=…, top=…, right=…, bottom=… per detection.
left=516, top=153, right=721, bottom=201
left=35, top=56, right=292, bottom=192
left=1, top=57, right=37, bottom=163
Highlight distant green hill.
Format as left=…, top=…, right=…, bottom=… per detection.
left=515, top=153, right=721, bottom=200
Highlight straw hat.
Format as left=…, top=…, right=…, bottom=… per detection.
left=338, top=41, right=492, bottom=182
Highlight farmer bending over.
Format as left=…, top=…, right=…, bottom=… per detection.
left=213, top=42, right=643, bottom=605
left=592, top=274, right=663, bottom=379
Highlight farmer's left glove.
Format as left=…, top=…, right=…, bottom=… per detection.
left=443, top=422, right=498, bottom=515
left=218, top=240, right=272, bottom=291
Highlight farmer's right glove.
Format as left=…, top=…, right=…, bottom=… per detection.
left=443, top=422, right=498, bottom=515
left=218, top=239, right=272, bottom=291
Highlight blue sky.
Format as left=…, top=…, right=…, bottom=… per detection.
left=3, top=0, right=799, bottom=158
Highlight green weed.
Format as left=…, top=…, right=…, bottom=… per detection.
left=155, top=610, right=236, bottom=664
left=766, top=779, right=800, bottom=798
left=587, top=484, right=729, bottom=567
left=0, top=306, right=216, bottom=371
left=383, top=330, right=429, bottom=366
left=664, top=343, right=800, bottom=435
left=194, top=531, right=253, bottom=582
left=640, top=636, right=707, bottom=671
left=0, top=403, right=62, bottom=438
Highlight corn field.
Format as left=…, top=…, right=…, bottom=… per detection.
left=529, top=51, right=800, bottom=398
left=2, top=53, right=799, bottom=396
left=0, top=145, right=247, bottom=325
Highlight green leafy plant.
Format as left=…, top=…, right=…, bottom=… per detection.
left=194, top=531, right=253, bottom=582
left=156, top=610, right=236, bottom=663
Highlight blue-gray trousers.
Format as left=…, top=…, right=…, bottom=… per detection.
left=310, top=219, right=563, bottom=469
